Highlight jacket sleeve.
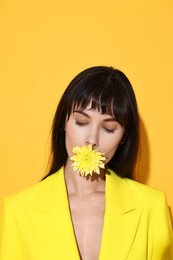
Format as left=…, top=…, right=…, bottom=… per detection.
left=151, top=192, right=173, bottom=260
left=0, top=198, right=24, bottom=260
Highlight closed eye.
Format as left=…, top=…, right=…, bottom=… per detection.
left=103, top=128, right=115, bottom=134
left=75, top=120, right=88, bottom=126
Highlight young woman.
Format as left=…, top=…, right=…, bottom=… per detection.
left=0, top=66, right=173, bottom=259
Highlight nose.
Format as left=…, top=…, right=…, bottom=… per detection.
left=85, top=130, right=99, bottom=147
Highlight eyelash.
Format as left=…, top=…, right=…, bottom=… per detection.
left=104, top=128, right=115, bottom=134
left=75, top=120, right=116, bottom=133
left=75, top=120, right=87, bottom=126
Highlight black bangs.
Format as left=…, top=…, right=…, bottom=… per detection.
left=70, top=80, right=128, bottom=127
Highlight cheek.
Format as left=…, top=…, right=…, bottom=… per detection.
left=65, top=125, right=84, bottom=156
left=102, top=135, right=123, bottom=163
left=65, top=125, right=74, bottom=156
left=104, top=146, right=119, bottom=164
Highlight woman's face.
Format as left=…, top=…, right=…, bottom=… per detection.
left=65, top=104, right=125, bottom=166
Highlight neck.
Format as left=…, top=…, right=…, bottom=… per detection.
left=64, top=159, right=106, bottom=196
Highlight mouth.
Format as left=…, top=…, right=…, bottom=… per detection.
left=70, top=144, right=106, bottom=176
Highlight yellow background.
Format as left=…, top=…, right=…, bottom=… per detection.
left=0, top=0, right=173, bottom=221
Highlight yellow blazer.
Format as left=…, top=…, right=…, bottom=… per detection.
left=0, top=167, right=173, bottom=260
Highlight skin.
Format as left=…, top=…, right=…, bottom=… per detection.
left=64, top=105, right=124, bottom=260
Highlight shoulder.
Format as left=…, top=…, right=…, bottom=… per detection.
left=108, top=169, right=168, bottom=208
left=3, top=171, right=59, bottom=211
left=126, top=177, right=167, bottom=208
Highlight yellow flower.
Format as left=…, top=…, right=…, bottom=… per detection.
left=70, top=144, right=106, bottom=176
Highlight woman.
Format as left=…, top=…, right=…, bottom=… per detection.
left=0, top=66, right=173, bottom=259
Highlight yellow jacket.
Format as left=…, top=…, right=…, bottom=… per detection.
left=0, top=167, right=173, bottom=259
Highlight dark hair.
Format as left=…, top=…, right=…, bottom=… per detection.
left=44, top=66, right=140, bottom=179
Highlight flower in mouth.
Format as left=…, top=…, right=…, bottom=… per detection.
left=70, top=144, right=106, bottom=176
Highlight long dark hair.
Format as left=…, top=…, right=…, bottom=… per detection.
left=43, top=66, right=140, bottom=179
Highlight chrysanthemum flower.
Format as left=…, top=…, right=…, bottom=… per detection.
left=70, top=144, right=106, bottom=176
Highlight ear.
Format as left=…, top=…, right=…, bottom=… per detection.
left=120, top=132, right=126, bottom=145
left=120, top=139, right=125, bottom=145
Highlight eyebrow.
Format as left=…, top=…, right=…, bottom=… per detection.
left=73, top=110, right=117, bottom=122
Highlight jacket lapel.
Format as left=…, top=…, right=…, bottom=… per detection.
left=33, top=168, right=80, bottom=260
left=32, top=167, right=142, bottom=259
left=99, top=169, right=143, bottom=260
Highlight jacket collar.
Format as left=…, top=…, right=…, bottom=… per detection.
left=34, top=167, right=80, bottom=259
left=105, top=168, right=137, bottom=213
left=99, top=169, right=143, bottom=259
left=35, top=168, right=137, bottom=213
left=34, top=167, right=142, bottom=259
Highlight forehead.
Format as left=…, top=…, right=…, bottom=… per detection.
left=72, top=107, right=117, bottom=124
left=72, top=98, right=115, bottom=116
left=82, top=101, right=99, bottom=112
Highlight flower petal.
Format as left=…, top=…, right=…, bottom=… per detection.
left=70, top=145, right=105, bottom=176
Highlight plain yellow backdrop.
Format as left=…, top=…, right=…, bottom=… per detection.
left=0, top=0, right=173, bottom=221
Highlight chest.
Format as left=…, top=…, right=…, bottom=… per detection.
left=68, top=193, right=105, bottom=260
